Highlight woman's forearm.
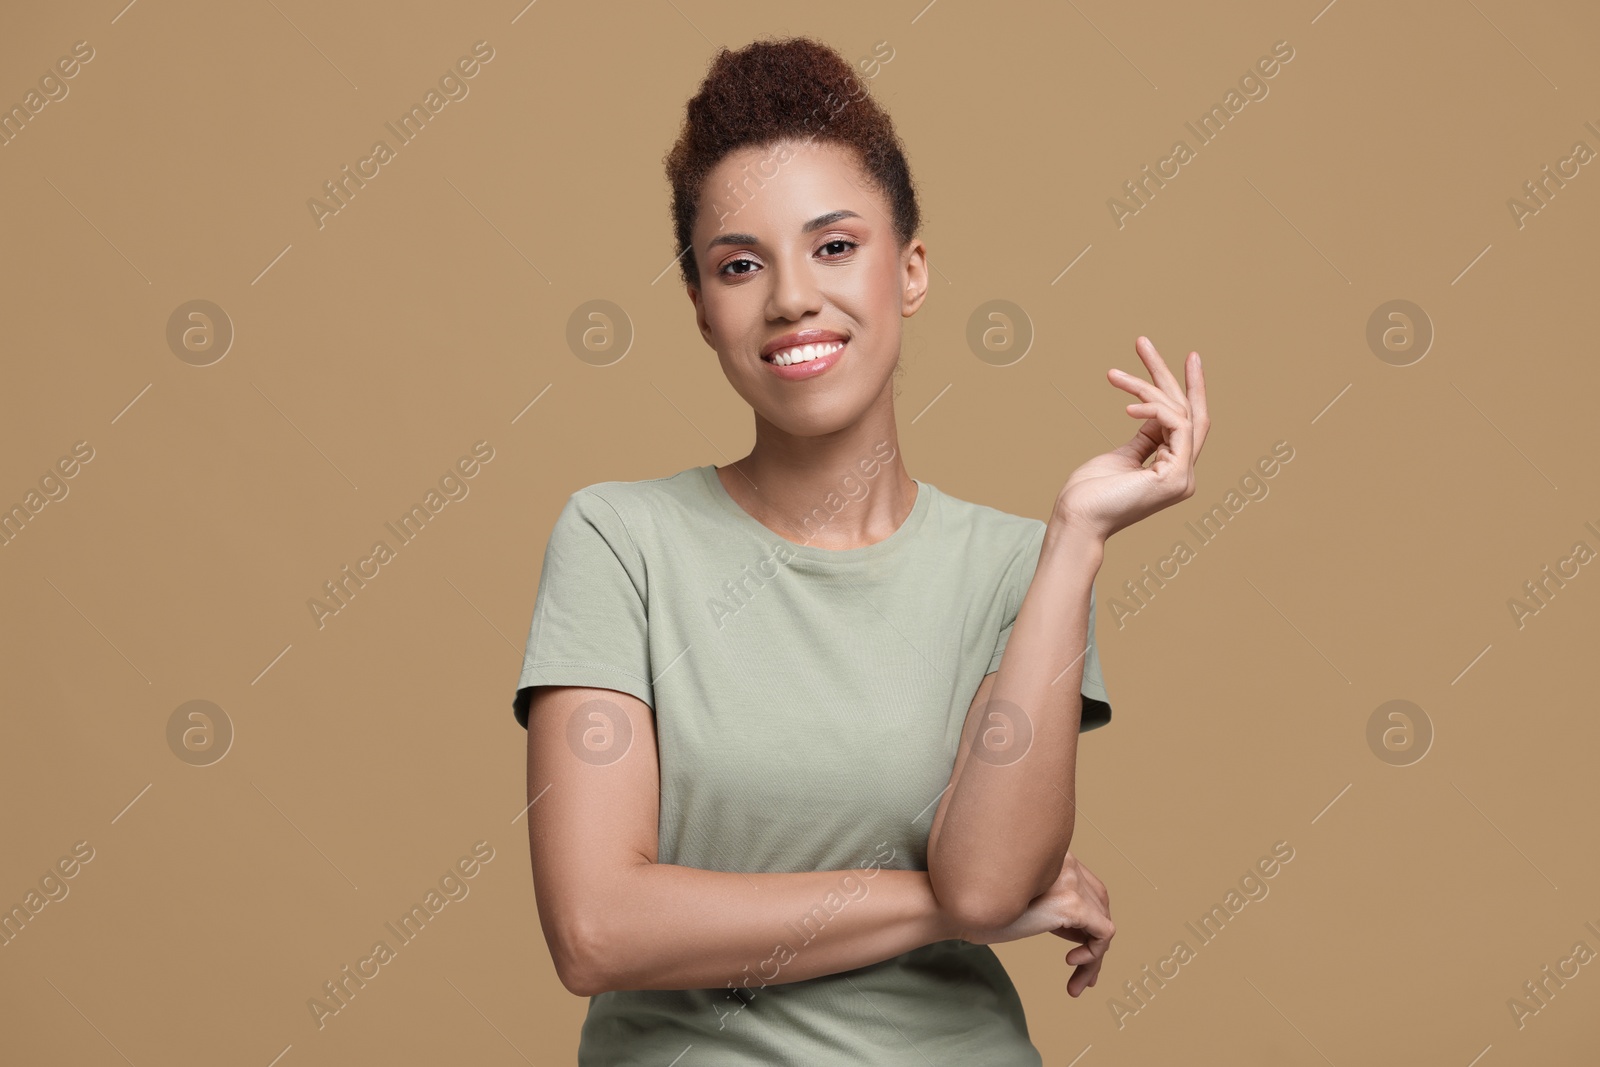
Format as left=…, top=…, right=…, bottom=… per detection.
left=569, top=860, right=960, bottom=997
left=932, top=514, right=1105, bottom=924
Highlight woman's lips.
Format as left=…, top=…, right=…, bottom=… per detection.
left=761, top=340, right=847, bottom=380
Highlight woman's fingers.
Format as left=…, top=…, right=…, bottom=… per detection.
left=1075, top=863, right=1110, bottom=913
left=1066, top=937, right=1110, bottom=965
left=1047, top=854, right=1115, bottom=996
left=1185, top=350, right=1210, bottom=454
left=1051, top=916, right=1114, bottom=948
left=1127, top=339, right=1206, bottom=449
left=1068, top=953, right=1104, bottom=997
left=1134, top=335, right=1185, bottom=402
left=1124, top=402, right=1191, bottom=475
left=1053, top=911, right=1115, bottom=951
left=1108, top=366, right=1173, bottom=410
left=1116, top=363, right=1192, bottom=463
left=1124, top=401, right=1179, bottom=430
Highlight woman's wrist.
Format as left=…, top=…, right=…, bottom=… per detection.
left=1042, top=505, right=1107, bottom=572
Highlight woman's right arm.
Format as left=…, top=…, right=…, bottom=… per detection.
left=525, top=684, right=964, bottom=997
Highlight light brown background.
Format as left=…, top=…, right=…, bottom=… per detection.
left=3, top=0, right=1597, bottom=1063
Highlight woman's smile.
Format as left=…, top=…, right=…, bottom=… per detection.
left=760, top=329, right=849, bottom=379
left=761, top=340, right=847, bottom=380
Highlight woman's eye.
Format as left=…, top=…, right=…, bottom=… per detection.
left=718, top=241, right=856, bottom=277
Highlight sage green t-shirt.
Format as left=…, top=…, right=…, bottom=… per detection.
left=512, top=463, right=1111, bottom=1066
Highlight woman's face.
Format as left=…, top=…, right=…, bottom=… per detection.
left=687, top=139, right=928, bottom=438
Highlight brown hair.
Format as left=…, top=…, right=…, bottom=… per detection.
left=664, top=36, right=921, bottom=290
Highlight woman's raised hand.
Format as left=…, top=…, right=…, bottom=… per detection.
left=1054, top=336, right=1209, bottom=543
left=957, top=851, right=1115, bottom=997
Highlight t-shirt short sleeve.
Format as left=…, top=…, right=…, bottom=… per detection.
left=987, top=523, right=1112, bottom=732
left=511, top=489, right=653, bottom=729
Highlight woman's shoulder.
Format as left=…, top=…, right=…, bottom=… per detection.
left=563, top=464, right=705, bottom=505
left=918, top=477, right=1045, bottom=546
left=555, top=464, right=709, bottom=538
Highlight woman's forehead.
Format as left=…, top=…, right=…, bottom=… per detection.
left=698, top=143, right=879, bottom=239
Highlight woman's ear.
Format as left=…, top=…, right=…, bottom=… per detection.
left=686, top=284, right=715, bottom=349
left=901, top=238, right=929, bottom=317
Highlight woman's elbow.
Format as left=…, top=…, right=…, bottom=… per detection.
left=931, top=873, right=1028, bottom=936
left=551, top=913, right=613, bottom=998
left=948, top=892, right=1029, bottom=936
left=555, top=959, right=603, bottom=999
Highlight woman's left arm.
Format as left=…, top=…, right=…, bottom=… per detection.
left=927, top=337, right=1208, bottom=931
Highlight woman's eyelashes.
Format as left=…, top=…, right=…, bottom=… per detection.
left=716, top=239, right=861, bottom=278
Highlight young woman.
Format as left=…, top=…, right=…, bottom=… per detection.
left=514, top=35, right=1207, bottom=1065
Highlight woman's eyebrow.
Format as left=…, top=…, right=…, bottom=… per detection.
left=706, top=210, right=864, bottom=251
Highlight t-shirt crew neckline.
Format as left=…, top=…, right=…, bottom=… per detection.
left=696, top=463, right=932, bottom=563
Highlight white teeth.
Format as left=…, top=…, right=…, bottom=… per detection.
left=769, top=340, right=845, bottom=366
